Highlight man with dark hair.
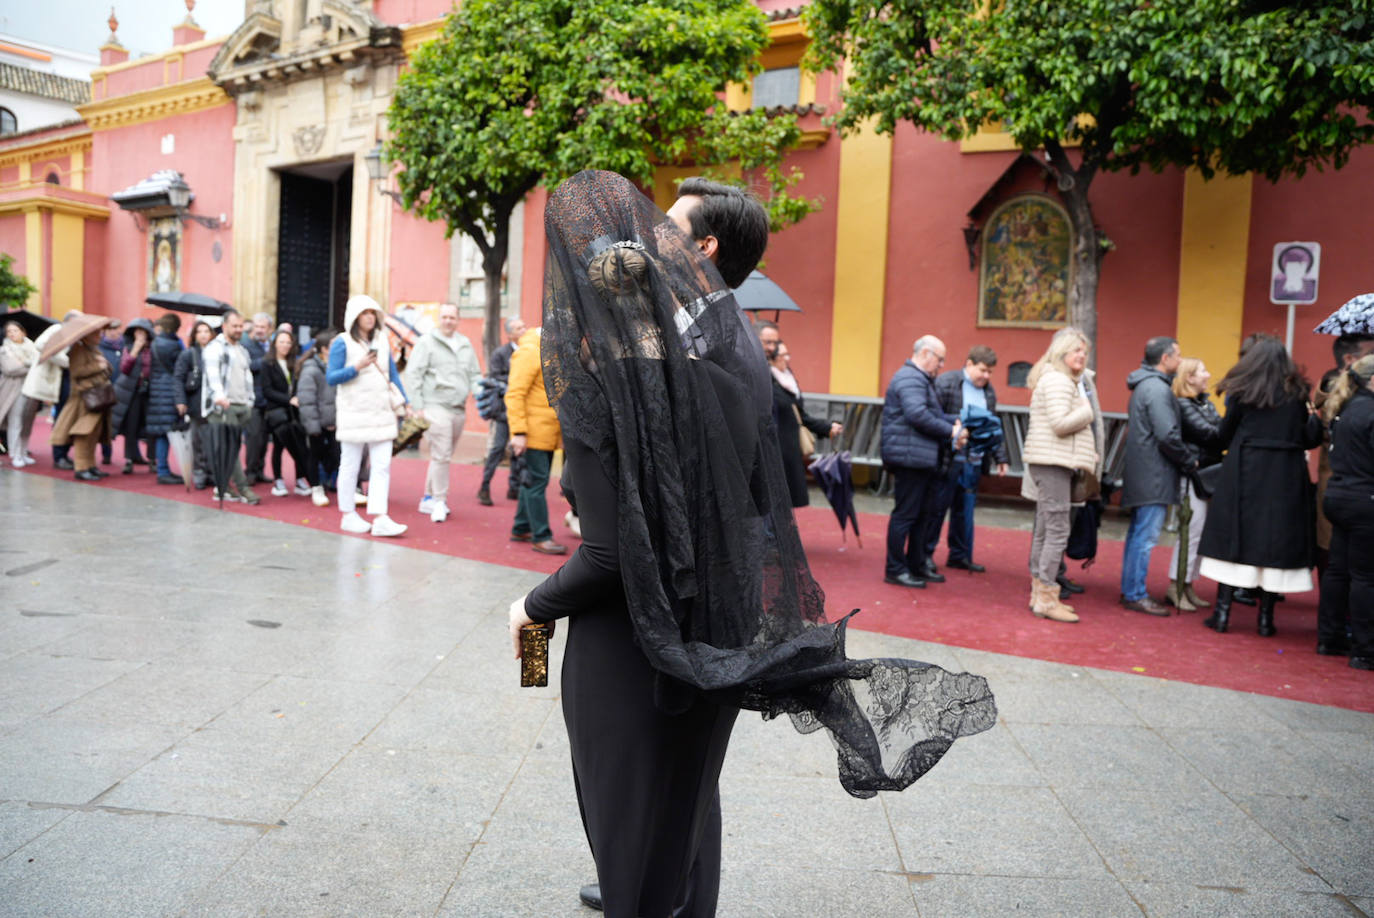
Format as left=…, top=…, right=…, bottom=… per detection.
left=1120, top=335, right=1189, bottom=615
left=926, top=344, right=1009, bottom=573
left=200, top=309, right=260, bottom=504
left=242, top=311, right=273, bottom=484
left=754, top=319, right=781, bottom=358
left=576, top=175, right=773, bottom=918
left=666, top=177, right=770, bottom=289
left=476, top=315, right=528, bottom=507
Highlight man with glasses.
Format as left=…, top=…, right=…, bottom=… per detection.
left=880, top=336, right=966, bottom=590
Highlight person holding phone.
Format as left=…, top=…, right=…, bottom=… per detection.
left=326, top=295, right=410, bottom=537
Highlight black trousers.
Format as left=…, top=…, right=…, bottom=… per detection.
left=564, top=599, right=737, bottom=918
left=243, top=406, right=268, bottom=479
left=885, top=466, right=940, bottom=578
left=308, top=431, right=340, bottom=488
left=1318, top=494, right=1374, bottom=657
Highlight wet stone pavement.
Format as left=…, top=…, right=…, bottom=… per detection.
left=1, top=471, right=1372, bottom=917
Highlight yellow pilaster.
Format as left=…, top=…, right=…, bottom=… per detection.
left=69, top=150, right=85, bottom=191
left=50, top=213, right=84, bottom=313
left=24, top=208, right=43, bottom=313
left=1175, top=168, right=1252, bottom=390
left=827, top=119, right=892, bottom=396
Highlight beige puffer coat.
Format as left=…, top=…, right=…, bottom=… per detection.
left=1021, top=366, right=1098, bottom=477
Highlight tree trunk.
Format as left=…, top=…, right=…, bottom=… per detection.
left=1045, top=142, right=1105, bottom=367
left=481, top=246, right=507, bottom=363
left=1065, top=186, right=1102, bottom=366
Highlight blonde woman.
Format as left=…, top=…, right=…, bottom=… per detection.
left=1021, top=327, right=1099, bottom=622
left=1165, top=358, right=1223, bottom=610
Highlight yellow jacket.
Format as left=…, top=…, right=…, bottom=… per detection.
left=503, top=327, right=561, bottom=451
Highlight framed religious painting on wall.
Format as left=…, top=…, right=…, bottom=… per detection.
left=148, top=216, right=183, bottom=294
left=977, top=194, right=1072, bottom=328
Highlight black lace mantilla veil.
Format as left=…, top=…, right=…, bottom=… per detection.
left=541, top=170, right=996, bottom=799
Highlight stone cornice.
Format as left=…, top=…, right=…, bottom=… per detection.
left=76, top=77, right=230, bottom=132
left=0, top=131, right=92, bottom=168
left=0, top=185, right=111, bottom=220
left=402, top=18, right=446, bottom=55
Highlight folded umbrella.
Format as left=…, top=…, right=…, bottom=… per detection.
left=808, top=450, right=861, bottom=547
left=199, top=420, right=243, bottom=508
left=0, top=309, right=56, bottom=341
left=166, top=424, right=194, bottom=491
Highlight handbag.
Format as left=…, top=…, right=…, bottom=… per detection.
left=82, top=383, right=117, bottom=412
left=372, top=360, right=407, bottom=416
left=794, top=405, right=816, bottom=457
left=263, top=405, right=292, bottom=431
left=1070, top=468, right=1100, bottom=503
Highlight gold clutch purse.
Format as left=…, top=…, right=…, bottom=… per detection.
left=520, top=623, right=553, bottom=687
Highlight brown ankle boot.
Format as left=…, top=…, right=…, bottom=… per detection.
left=1031, top=579, right=1079, bottom=623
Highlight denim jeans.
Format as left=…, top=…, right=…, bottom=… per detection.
left=153, top=435, right=171, bottom=477
left=1120, top=503, right=1167, bottom=601
left=946, top=461, right=982, bottom=564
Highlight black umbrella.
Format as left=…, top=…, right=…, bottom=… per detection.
left=808, top=450, right=862, bottom=547
left=146, top=292, right=231, bottom=316
left=0, top=309, right=56, bottom=341
left=199, top=421, right=243, bottom=507
left=734, top=270, right=802, bottom=322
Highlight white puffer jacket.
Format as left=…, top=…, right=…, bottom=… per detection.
left=22, top=323, right=69, bottom=404
left=332, top=295, right=402, bottom=444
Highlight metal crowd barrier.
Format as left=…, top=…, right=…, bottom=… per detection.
left=799, top=393, right=1130, bottom=484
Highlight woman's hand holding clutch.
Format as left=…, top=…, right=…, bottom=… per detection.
left=509, top=595, right=536, bottom=658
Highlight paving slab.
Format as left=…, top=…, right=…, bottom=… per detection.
left=2, top=474, right=1371, bottom=917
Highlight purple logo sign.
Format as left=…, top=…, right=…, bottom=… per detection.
left=1270, top=242, right=1321, bottom=305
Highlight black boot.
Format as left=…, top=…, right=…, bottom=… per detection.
left=1204, top=584, right=1233, bottom=633
left=1257, top=591, right=1277, bottom=637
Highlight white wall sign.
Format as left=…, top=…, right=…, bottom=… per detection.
left=1269, top=241, right=1320, bottom=305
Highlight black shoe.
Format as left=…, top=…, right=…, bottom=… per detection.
left=74, top=469, right=100, bottom=481
left=477, top=488, right=493, bottom=506
left=1350, top=656, right=1374, bottom=671
left=54, top=458, right=75, bottom=471
left=1056, top=575, right=1085, bottom=594
left=129, top=455, right=150, bottom=465
left=506, top=490, right=519, bottom=501
left=157, top=473, right=185, bottom=485
left=1232, top=587, right=1258, bottom=606
left=917, top=559, right=945, bottom=583
left=91, top=468, right=110, bottom=479
left=122, top=461, right=134, bottom=475
left=1203, top=584, right=1234, bottom=633
left=1316, top=641, right=1351, bottom=656
left=947, top=558, right=986, bottom=573
left=884, top=572, right=927, bottom=589
left=579, top=883, right=603, bottom=911
left=1256, top=592, right=1277, bottom=637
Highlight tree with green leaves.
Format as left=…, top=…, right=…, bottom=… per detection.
left=805, top=0, right=1374, bottom=353
left=0, top=253, right=37, bottom=309
left=387, top=0, right=818, bottom=358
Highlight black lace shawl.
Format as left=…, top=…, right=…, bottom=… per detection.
left=540, top=171, right=996, bottom=798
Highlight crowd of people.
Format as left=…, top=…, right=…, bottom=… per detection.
left=877, top=324, right=1374, bottom=671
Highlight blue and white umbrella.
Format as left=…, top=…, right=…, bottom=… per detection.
left=1314, top=293, right=1374, bottom=335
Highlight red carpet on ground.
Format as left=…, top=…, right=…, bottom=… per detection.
left=10, top=430, right=1370, bottom=714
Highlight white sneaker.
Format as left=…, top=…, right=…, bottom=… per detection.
left=294, top=478, right=312, bottom=496
left=311, top=485, right=329, bottom=507
left=565, top=510, right=582, bottom=538
left=270, top=479, right=289, bottom=497
left=417, top=495, right=435, bottom=514
left=10, top=456, right=29, bottom=468
left=213, top=488, right=243, bottom=503
left=340, top=511, right=371, bottom=533
left=430, top=501, right=449, bottom=523
left=370, top=515, right=407, bottom=537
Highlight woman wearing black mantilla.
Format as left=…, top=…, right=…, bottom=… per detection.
left=508, top=171, right=996, bottom=918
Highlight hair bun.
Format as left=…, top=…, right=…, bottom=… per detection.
left=588, top=246, right=648, bottom=297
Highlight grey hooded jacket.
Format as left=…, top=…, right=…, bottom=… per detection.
left=1120, top=364, right=1193, bottom=508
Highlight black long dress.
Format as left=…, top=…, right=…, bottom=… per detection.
left=526, top=432, right=739, bottom=918
left=771, top=378, right=832, bottom=507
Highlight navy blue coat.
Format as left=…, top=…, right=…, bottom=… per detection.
left=244, top=336, right=268, bottom=408
left=881, top=360, right=957, bottom=470
left=145, top=332, right=184, bottom=436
